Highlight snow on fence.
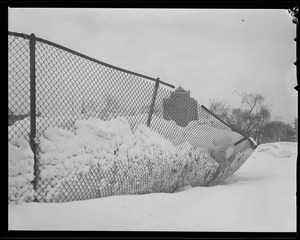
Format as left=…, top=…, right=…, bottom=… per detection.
left=34, top=118, right=218, bottom=202
left=9, top=138, right=35, bottom=204
left=9, top=117, right=253, bottom=203
left=8, top=32, right=256, bottom=204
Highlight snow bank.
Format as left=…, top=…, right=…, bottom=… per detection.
left=34, top=117, right=221, bottom=203
left=8, top=138, right=35, bottom=204
left=35, top=117, right=136, bottom=202
left=9, top=114, right=254, bottom=204
left=8, top=142, right=296, bottom=231
left=35, top=127, right=90, bottom=202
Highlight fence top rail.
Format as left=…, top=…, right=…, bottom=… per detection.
left=8, top=31, right=175, bottom=89
left=200, top=105, right=257, bottom=149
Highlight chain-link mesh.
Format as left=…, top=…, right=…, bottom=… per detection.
left=151, top=85, right=255, bottom=186
left=8, top=34, right=31, bottom=133
left=8, top=34, right=35, bottom=204
left=33, top=36, right=163, bottom=202
left=8, top=32, right=255, bottom=203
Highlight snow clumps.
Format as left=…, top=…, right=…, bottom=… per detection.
left=34, top=117, right=179, bottom=202
left=36, top=127, right=90, bottom=202
left=9, top=115, right=253, bottom=203
left=8, top=138, right=35, bottom=204
left=34, top=117, right=219, bottom=202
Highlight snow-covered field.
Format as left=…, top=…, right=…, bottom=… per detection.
left=9, top=141, right=296, bottom=231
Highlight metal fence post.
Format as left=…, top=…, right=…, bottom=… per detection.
left=29, top=33, right=38, bottom=192
left=147, top=78, right=160, bottom=127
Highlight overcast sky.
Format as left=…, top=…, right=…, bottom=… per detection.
left=8, top=8, right=297, bottom=123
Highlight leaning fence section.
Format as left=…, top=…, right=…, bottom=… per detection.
left=8, top=32, right=255, bottom=204
left=33, top=35, right=169, bottom=202
left=150, top=84, right=254, bottom=185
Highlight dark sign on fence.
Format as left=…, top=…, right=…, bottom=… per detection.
left=163, top=86, right=198, bottom=127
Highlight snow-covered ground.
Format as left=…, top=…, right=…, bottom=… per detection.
left=9, top=141, right=297, bottom=231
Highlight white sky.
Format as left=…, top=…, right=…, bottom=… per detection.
left=8, top=8, right=298, bottom=123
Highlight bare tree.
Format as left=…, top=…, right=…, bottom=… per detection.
left=208, top=99, right=231, bottom=121
left=231, top=92, right=271, bottom=144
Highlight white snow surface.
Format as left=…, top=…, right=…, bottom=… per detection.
left=8, top=138, right=35, bottom=204
left=9, top=142, right=297, bottom=231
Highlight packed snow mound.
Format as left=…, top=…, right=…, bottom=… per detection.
left=39, top=127, right=85, bottom=156
left=74, top=117, right=137, bottom=152
left=36, top=117, right=137, bottom=202
left=38, top=127, right=89, bottom=183
left=35, top=117, right=213, bottom=203
left=9, top=115, right=253, bottom=204
left=8, top=141, right=296, bottom=231
left=8, top=138, right=35, bottom=204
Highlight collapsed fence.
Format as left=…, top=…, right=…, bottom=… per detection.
left=8, top=32, right=257, bottom=204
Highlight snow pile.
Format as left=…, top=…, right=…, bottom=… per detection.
left=36, top=127, right=90, bottom=202
left=8, top=138, right=35, bottom=204
left=74, top=117, right=137, bottom=156
left=35, top=117, right=137, bottom=202
left=175, top=142, right=219, bottom=187
left=9, top=114, right=254, bottom=204
left=34, top=117, right=222, bottom=203
left=33, top=117, right=174, bottom=202
left=8, top=142, right=296, bottom=231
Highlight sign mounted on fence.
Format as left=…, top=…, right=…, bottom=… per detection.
left=163, top=86, right=198, bottom=127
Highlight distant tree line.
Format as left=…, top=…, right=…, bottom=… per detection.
left=209, top=92, right=297, bottom=144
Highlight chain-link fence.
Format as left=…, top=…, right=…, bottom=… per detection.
left=8, top=32, right=256, bottom=203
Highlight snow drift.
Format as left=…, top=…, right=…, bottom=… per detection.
left=8, top=142, right=296, bottom=231
left=9, top=115, right=253, bottom=204
left=34, top=117, right=220, bottom=203
left=8, top=138, right=35, bottom=204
